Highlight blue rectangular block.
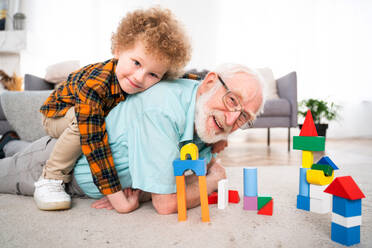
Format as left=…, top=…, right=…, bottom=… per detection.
left=331, top=222, right=360, bottom=246
left=297, top=195, right=310, bottom=211
left=333, top=196, right=361, bottom=217
left=173, top=159, right=206, bottom=176
left=244, top=168, right=257, bottom=197
left=299, top=168, right=309, bottom=196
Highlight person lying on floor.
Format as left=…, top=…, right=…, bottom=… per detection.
left=0, top=64, right=264, bottom=214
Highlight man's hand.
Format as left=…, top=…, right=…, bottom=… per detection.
left=91, top=188, right=140, bottom=213
left=211, top=140, right=228, bottom=153
left=206, top=161, right=227, bottom=194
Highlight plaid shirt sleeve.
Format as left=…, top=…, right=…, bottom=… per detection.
left=75, top=78, right=122, bottom=195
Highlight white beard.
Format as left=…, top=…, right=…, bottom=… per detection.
left=194, top=86, right=230, bottom=144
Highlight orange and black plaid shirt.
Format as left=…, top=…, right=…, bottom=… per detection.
left=40, top=59, right=126, bottom=195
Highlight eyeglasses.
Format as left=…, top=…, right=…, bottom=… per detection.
left=217, top=75, right=256, bottom=128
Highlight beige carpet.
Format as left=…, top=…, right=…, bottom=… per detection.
left=0, top=165, right=371, bottom=248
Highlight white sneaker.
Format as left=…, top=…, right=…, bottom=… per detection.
left=34, top=178, right=71, bottom=210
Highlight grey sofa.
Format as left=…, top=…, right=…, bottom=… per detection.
left=247, top=71, right=298, bottom=151
left=0, top=74, right=54, bottom=141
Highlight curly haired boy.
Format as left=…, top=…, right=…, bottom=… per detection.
left=34, top=7, right=191, bottom=213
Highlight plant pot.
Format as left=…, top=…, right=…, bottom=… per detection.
left=299, top=124, right=329, bottom=137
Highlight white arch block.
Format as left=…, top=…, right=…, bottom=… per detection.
left=310, top=197, right=331, bottom=214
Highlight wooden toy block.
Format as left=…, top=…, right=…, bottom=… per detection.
left=311, top=163, right=333, bottom=177
left=310, top=184, right=331, bottom=200
left=293, top=136, right=325, bottom=151
left=302, top=151, right=313, bottom=168
left=180, top=143, right=199, bottom=160
left=175, top=175, right=187, bottom=221
left=243, top=167, right=257, bottom=197
left=243, top=196, right=257, bottom=210
left=198, top=176, right=210, bottom=222
left=316, top=156, right=339, bottom=170
left=299, top=168, right=310, bottom=197
left=331, top=222, right=360, bottom=246
left=310, top=197, right=331, bottom=214
left=257, top=196, right=272, bottom=210
left=332, top=196, right=361, bottom=217
left=257, top=199, right=273, bottom=216
left=218, top=179, right=228, bottom=209
left=208, top=192, right=218, bottom=204
left=332, top=212, right=362, bottom=228
left=306, top=169, right=334, bottom=185
left=324, top=176, right=365, bottom=200
left=173, top=159, right=206, bottom=176
left=228, top=190, right=240, bottom=203
left=299, top=110, right=318, bottom=136
left=297, top=195, right=310, bottom=211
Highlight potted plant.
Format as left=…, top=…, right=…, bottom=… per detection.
left=298, top=98, right=341, bottom=137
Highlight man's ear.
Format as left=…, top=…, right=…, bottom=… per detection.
left=199, top=72, right=218, bottom=94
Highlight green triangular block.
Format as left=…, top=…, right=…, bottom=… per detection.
left=257, top=196, right=272, bottom=210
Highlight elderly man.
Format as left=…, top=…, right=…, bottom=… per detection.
left=0, top=64, right=264, bottom=215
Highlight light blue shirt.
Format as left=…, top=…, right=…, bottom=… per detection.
left=73, top=79, right=213, bottom=198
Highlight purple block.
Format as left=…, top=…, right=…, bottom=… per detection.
left=244, top=196, right=257, bottom=210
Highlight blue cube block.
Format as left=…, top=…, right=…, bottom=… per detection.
left=299, top=168, right=309, bottom=196
left=173, top=159, right=206, bottom=176
left=297, top=195, right=310, bottom=211
left=331, top=222, right=360, bottom=246
left=333, top=196, right=361, bottom=217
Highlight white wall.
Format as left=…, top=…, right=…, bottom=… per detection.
left=20, top=0, right=218, bottom=76
left=16, top=0, right=372, bottom=138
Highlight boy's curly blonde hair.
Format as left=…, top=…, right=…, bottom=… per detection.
left=111, top=7, right=191, bottom=80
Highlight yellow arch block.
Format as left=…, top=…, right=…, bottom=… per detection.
left=180, top=143, right=199, bottom=160
left=306, top=169, right=334, bottom=185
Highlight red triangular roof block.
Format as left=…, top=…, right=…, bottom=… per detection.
left=300, top=110, right=318, bottom=136
left=324, top=176, right=365, bottom=200
left=257, top=199, right=273, bottom=216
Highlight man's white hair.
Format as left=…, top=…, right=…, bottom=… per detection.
left=213, top=63, right=266, bottom=115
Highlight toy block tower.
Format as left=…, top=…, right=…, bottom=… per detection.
left=324, top=176, right=365, bottom=246
left=295, top=110, right=334, bottom=213
left=243, top=167, right=273, bottom=215
left=173, top=143, right=210, bottom=222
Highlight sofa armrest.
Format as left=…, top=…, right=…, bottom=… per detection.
left=0, top=91, right=52, bottom=141
left=24, top=74, right=55, bottom=91
left=276, top=71, right=298, bottom=127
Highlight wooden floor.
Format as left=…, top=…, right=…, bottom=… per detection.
left=217, top=133, right=372, bottom=168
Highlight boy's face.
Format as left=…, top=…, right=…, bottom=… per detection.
left=115, top=41, right=169, bottom=94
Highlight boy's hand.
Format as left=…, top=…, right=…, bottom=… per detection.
left=92, top=188, right=140, bottom=213
left=211, top=140, right=228, bottom=154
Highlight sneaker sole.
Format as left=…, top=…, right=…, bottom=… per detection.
left=34, top=198, right=71, bottom=211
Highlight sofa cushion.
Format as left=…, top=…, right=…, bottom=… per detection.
left=257, top=68, right=279, bottom=100
left=0, top=91, right=52, bottom=141
left=260, top=98, right=290, bottom=117
left=24, top=74, right=54, bottom=91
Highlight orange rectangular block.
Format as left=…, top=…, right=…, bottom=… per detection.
left=176, top=176, right=187, bottom=221
left=198, top=176, right=210, bottom=222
